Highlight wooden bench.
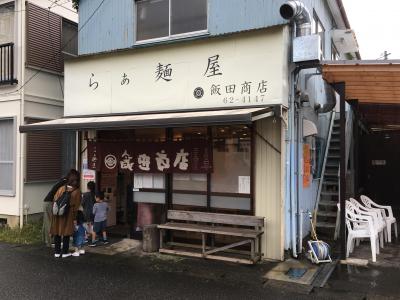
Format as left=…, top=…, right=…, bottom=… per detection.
left=158, top=210, right=265, bottom=264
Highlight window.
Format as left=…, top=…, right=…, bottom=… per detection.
left=0, top=118, right=15, bottom=195
left=312, top=11, right=325, bottom=59
left=172, top=127, right=207, bottom=208
left=211, top=125, right=251, bottom=211
left=136, top=0, right=207, bottom=42
left=62, top=19, right=78, bottom=57
left=0, top=3, right=14, bottom=45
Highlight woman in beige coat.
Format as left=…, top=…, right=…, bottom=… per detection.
left=50, top=169, right=81, bottom=258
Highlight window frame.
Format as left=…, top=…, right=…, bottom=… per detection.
left=134, top=0, right=209, bottom=45
left=170, top=125, right=253, bottom=215
left=331, top=40, right=340, bottom=60
left=312, top=10, right=325, bottom=59
left=0, top=116, right=16, bottom=196
left=0, top=2, right=15, bottom=45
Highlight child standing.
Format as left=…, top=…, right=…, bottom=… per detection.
left=89, top=191, right=109, bottom=247
left=72, top=206, right=86, bottom=256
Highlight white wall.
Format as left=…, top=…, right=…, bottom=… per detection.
left=23, top=182, right=55, bottom=214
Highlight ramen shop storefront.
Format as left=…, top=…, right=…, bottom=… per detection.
left=88, top=123, right=253, bottom=234
left=20, top=27, right=289, bottom=260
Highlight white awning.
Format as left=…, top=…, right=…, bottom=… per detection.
left=20, top=107, right=275, bottom=133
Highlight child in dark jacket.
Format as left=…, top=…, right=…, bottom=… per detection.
left=72, top=206, right=86, bottom=257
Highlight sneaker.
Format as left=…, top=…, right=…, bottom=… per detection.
left=72, top=251, right=80, bottom=257
left=103, top=240, right=109, bottom=245
left=62, top=253, right=71, bottom=258
left=54, top=254, right=61, bottom=258
left=79, top=249, right=85, bottom=255
left=89, top=242, right=97, bottom=247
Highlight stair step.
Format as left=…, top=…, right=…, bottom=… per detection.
left=323, top=181, right=338, bottom=185
left=317, top=211, right=337, bottom=217
left=319, top=200, right=337, bottom=207
left=330, top=147, right=340, bottom=150
left=324, top=172, right=338, bottom=177
left=330, top=139, right=340, bottom=143
left=321, top=191, right=338, bottom=196
left=325, top=163, right=339, bottom=168
left=327, top=156, right=340, bottom=161
left=317, top=222, right=336, bottom=228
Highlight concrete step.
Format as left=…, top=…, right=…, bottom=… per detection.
left=319, top=200, right=338, bottom=207
left=317, top=222, right=336, bottom=229
left=317, top=211, right=337, bottom=217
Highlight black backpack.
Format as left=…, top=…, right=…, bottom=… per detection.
left=52, top=186, right=73, bottom=216
left=44, top=178, right=67, bottom=202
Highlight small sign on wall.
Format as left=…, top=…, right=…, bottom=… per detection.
left=303, top=144, right=311, bottom=188
left=82, top=169, right=96, bottom=181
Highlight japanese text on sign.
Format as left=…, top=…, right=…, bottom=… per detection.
left=87, top=140, right=212, bottom=174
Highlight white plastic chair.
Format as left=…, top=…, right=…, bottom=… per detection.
left=349, top=198, right=386, bottom=247
left=361, top=195, right=398, bottom=243
left=344, top=202, right=379, bottom=262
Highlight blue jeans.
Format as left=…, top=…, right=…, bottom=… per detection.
left=73, top=224, right=86, bottom=247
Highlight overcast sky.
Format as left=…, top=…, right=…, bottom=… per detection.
left=342, top=0, right=400, bottom=59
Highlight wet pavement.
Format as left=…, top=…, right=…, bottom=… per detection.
left=0, top=241, right=399, bottom=299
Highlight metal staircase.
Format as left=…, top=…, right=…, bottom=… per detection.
left=315, top=108, right=354, bottom=237
left=315, top=116, right=340, bottom=233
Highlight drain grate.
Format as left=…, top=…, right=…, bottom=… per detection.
left=286, top=268, right=307, bottom=279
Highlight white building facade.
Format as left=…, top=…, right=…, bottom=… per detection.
left=0, top=0, right=77, bottom=227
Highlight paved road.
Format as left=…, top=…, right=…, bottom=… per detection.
left=0, top=242, right=397, bottom=300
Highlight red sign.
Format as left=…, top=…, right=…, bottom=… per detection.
left=87, top=140, right=213, bottom=174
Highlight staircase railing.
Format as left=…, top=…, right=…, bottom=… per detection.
left=314, top=109, right=336, bottom=211
left=334, top=107, right=353, bottom=239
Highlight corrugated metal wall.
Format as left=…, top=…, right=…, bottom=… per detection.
left=78, top=0, right=288, bottom=55
left=78, top=0, right=134, bottom=55
left=255, top=117, right=283, bottom=261
left=78, top=0, right=335, bottom=58
left=208, top=0, right=287, bottom=35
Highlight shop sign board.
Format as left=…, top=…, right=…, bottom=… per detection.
left=65, top=27, right=289, bottom=116
left=87, top=140, right=212, bottom=174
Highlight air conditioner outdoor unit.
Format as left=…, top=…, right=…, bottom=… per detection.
left=331, top=29, right=359, bottom=54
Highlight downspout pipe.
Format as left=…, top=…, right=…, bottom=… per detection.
left=280, top=1, right=312, bottom=37
left=280, top=1, right=312, bottom=258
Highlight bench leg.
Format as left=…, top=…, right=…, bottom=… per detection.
left=250, top=239, right=255, bottom=262
left=159, top=229, right=164, bottom=249
left=202, top=233, right=206, bottom=257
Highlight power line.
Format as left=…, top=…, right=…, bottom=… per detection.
left=0, top=0, right=106, bottom=97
